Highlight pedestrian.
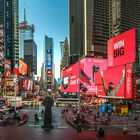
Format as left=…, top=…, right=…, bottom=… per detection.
left=76, top=113, right=82, bottom=132
left=97, top=127, right=104, bottom=137
left=31, top=102, right=33, bottom=109
left=97, top=111, right=100, bottom=118
left=34, top=113, right=39, bottom=122
left=95, top=124, right=97, bottom=132
left=123, top=125, right=128, bottom=135
left=42, top=109, right=44, bottom=115
left=0, top=115, right=3, bottom=120
left=94, top=115, right=96, bottom=122
left=35, top=103, right=37, bottom=109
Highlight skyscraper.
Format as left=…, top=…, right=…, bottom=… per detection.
left=0, top=0, right=19, bottom=69
left=111, top=0, right=140, bottom=37
left=69, top=0, right=140, bottom=58
left=19, top=22, right=34, bottom=59
left=0, top=25, right=4, bottom=94
left=19, top=0, right=37, bottom=75
left=69, top=0, right=109, bottom=58
left=43, top=35, right=54, bottom=91
left=24, top=39, right=37, bottom=74
left=43, top=35, right=54, bottom=92
left=60, top=37, right=69, bottom=74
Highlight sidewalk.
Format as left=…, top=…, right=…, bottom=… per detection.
left=65, top=107, right=140, bottom=135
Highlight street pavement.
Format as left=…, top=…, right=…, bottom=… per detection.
left=0, top=106, right=140, bottom=140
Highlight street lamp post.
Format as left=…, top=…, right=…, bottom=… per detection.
left=78, top=55, right=81, bottom=112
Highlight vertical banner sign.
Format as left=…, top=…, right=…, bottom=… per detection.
left=125, top=64, right=132, bottom=99
left=133, top=76, right=137, bottom=102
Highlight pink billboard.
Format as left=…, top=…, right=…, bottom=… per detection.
left=95, top=64, right=132, bottom=99
left=79, top=58, right=107, bottom=93
left=61, top=58, right=107, bottom=93
left=108, top=28, right=136, bottom=67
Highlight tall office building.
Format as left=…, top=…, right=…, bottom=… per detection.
left=69, top=0, right=109, bottom=57
left=0, top=0, right=19, bottom=69
left=24, top=39, right=37, bottom=74
left=0, top=25, right=4, bottom=94
left=69, top=0, right=140, bottom=58
left=43, top=35, right=54, bottom=91
left=19, top=21, right=34, bottom=59
left=110, top=0, right=140, bottom=37
left=19, top=0, right=37, bottom=75
left=60, top=37, right=69, bottom=74
left=110, top=0, right=140, bottom=73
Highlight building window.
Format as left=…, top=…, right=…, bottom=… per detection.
left=6, top=11, right=8, bottom=17
left=71, top=16, right=74, bottom=23
left=6, top=1, right=9, bottom=7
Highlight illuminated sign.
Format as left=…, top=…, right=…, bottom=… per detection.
left=95, top=64, right=132, bottom=99
left=47, top=49, right=51, bottom=53
left=61, top=58, right=107, bottom=93
left=47, top=70, right=52, bottom=75
left=108, top=28, right=136, bottom=67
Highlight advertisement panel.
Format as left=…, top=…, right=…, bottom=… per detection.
left=19, top=60, right=27, bottom=75
left=133, top=76, right=140, bottom=102
left=61, top=62, right=79, bottom=92
left=125, top=64, right=132, bottom=99
left=61, top=58, right=107, bottom=93
left=5, top=60, right=11, bottom=78
left=95, top=65, right=125, bottom=98
left=108, top=28, right=136, bottom=67
left=136, top=78, right=140, bottom=99
left=80, top=58, right=107, bottom=93
left=95, top=64, right=132, bottom=99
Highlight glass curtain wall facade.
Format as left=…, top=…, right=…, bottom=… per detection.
left=0, top=0, right=19, bottom=69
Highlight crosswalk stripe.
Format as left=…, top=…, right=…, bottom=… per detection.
left=57, top=126, right=68, bottom=128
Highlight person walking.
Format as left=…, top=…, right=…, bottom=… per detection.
left=76, top=113, right=82, bottom=132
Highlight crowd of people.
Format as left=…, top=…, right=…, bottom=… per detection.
left=61, top=103, right=140, bottom=136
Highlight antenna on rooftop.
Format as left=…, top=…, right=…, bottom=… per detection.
left=24, top=0, right=26, bottom=21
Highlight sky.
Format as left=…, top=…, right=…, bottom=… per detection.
left=19, top=0, right=68, bottom=79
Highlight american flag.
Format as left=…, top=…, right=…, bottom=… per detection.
left=80, top=69, right=91, bottom=85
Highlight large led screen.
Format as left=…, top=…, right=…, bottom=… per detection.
left=61, top=62, right=79, bottom=92
left=108, top=28, right=136, bottom=67
left=19, top=60, right=27, bottom=75
left=61, top=58, right=107, bottom=93
left=95, top=64, right=132, bottom=99
left=80, top=58, right=107, bottom=93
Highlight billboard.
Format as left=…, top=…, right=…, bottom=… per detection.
left=95, top=64, right=132, bottom=99
left=61, top=58, right=107, bottom=93
left=80, top=58, right=107, bottom=93
left=125, top=64, right=132, bottom=99
left=19, top=60, right=27, bottom=75
left=108, top=28, right=136, bottom=67
left=5, top=60, right=11, bottom=78
left=61, top=62, right=79, bottom=92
